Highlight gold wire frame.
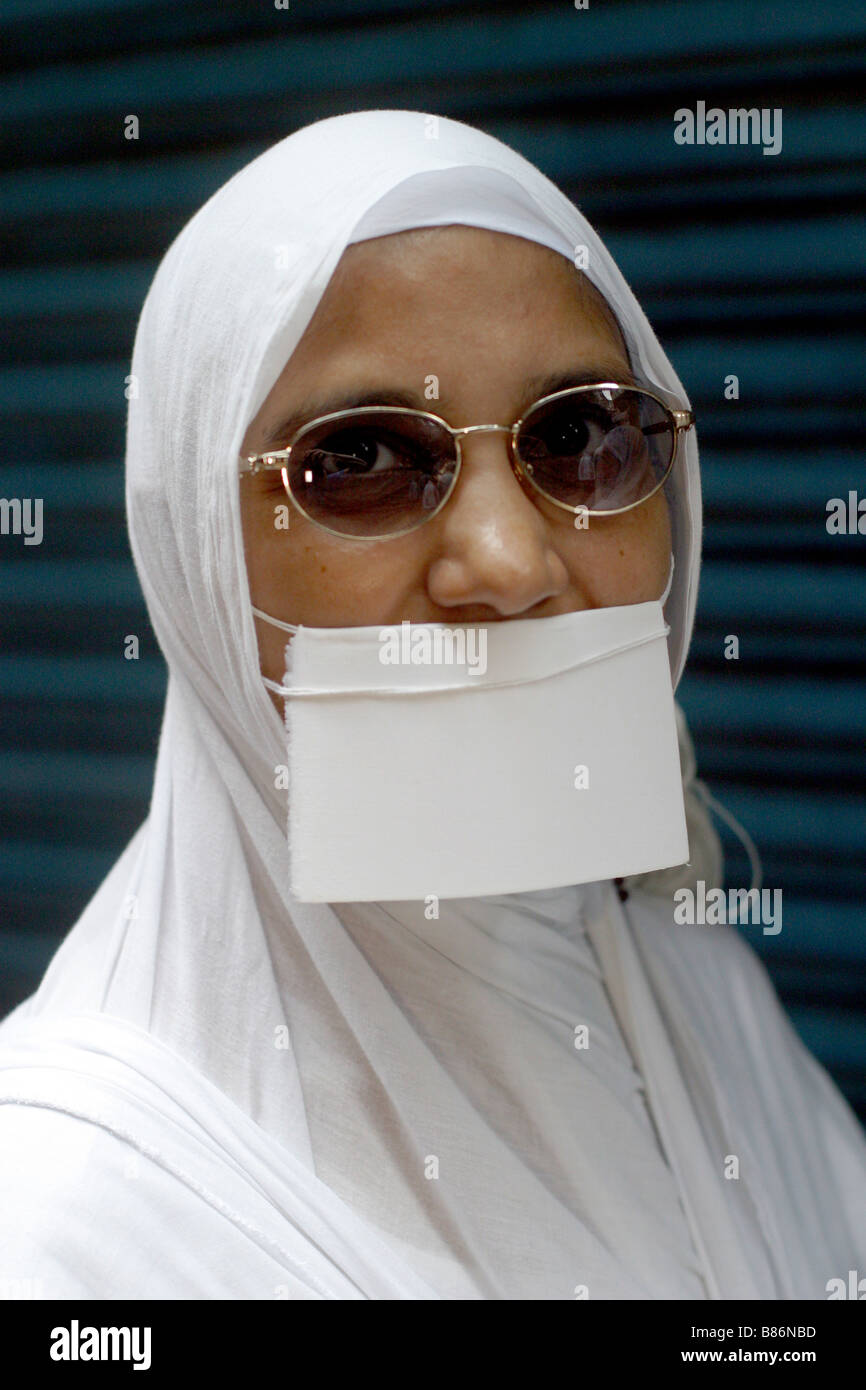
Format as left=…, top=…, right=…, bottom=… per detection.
left=238, top=382, right=695, bottom=540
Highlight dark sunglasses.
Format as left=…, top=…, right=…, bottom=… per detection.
left=239, top=381, right=694, bottom=540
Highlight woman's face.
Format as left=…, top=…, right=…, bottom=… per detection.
left=240, top=226, right=672, bottom=690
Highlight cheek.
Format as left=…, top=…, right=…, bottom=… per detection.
left=241, top=481, right=329, bottom=609
left=240, top=482, right=285, bottom=589
left=559, top=492, right=672, bottom=604
left=241, top=479, right=414, bottom=631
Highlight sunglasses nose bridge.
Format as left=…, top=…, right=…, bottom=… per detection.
left=451, top=423, right=513, bottom=442
left=446, top=422, right=534, bottom=506
left=450, top=423, right=516, bottom=470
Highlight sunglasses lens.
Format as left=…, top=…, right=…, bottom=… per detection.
left=287, top=411, right=458, bottom=536
left=516, top=387, right=675, bottom=512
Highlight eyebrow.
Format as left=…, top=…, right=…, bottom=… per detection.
left=260, top=360, right=638, bottom=448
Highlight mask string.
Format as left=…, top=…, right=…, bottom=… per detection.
left=252, top=605, right=299, bottom=635
left=252, top=606, right=299, bottom=695
left=660, top=553, right=675, bottom=607
left=690, top=782, right=764, bottom=895
left=259, top=627, right=670, bottom=699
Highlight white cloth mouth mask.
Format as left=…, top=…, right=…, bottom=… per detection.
left=254, top=566, right=687, bottom=904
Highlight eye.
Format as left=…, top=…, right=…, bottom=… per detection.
left=520, top=403, right=612, bottom=461
left=310, top=428, right=405, bottom=475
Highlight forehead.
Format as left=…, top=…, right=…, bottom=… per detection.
left=306, top=225, right=628, bottom=357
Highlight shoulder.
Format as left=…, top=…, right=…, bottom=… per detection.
left=0, top=1101, right=315, bottom=1300
left=625, top=888, right=866, bottom=1257
left=624, top=888, right=841, bottom=1101
left=0, top=1103, right=194, bottom=1298
left=623, top=885, right=866, bottom=1153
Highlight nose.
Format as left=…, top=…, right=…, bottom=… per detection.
left=426, top=428, right=572, bottom=616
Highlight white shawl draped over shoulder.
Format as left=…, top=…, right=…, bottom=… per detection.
left=0, top=110, right=864, bottom=1300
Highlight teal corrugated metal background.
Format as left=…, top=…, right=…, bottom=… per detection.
left=1, top=0, right=864, bottom=1118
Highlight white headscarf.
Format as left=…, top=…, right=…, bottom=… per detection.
left=1, top=111, right=864, bottom=1301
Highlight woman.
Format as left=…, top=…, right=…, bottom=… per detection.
left=0, top=109, right=863, bottom=1301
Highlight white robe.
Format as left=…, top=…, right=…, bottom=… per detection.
left=1, top=109, right=863, bottom=1300
left=1, top=869, right=863, bottom=1299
